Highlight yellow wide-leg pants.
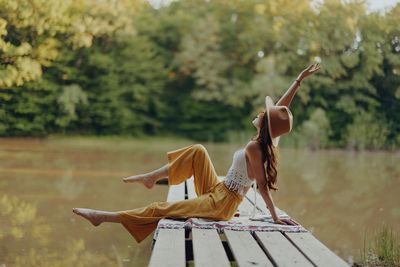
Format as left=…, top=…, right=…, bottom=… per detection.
left=117, top=144, right=244, bottom=243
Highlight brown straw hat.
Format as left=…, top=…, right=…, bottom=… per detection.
left=265, top=96, right=293, bottom=147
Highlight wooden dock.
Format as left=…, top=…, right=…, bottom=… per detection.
left=149, top=177, right=349, bottom=267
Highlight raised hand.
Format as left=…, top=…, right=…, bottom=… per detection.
left=298, top=63, right=321, bottom=81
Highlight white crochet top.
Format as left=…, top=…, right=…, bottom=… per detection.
left=223, top=148, right=255, bottom=196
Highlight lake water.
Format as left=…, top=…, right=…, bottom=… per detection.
left=0, top=137, right=399, bottom=266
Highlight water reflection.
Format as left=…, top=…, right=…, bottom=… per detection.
left=0, top=138, right=399, bottom=265
left=55, top=169, right=86, bottom=200
left=276, top=148, right=400, bottom=263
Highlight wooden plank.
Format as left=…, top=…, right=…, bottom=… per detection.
left=237, top=196, right=258, bottom=217
left=149, top=229, right=185, bottom=267
left=167, top=182, right=185, bottom=202
left=255, top=231, right=313, bottom=267
left=285, top=232, right=349, bottom=267
left=186, top=176, right=197, bottom=199
left=192, top=228, right=230, bottom=267
left=219, top=176, right=285, bottom=217
left=245, top=186, right=269, bottom=214
left=245, top=186, right=289, bottom=219
left=224, top=230, right=274, bottom=267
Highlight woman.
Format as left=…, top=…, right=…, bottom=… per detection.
left=72, top=63, right=320, bottom=243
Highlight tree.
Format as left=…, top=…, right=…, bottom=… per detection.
left=0, top=0, right=143, bottom=88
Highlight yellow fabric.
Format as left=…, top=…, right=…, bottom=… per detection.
left=117, top=144, right=244, bottom=243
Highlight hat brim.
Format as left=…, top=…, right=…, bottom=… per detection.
left=265, top=96, right=280, bottom=147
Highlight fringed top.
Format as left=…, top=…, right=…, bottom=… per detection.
left=223, top=149, right=255, bottom=196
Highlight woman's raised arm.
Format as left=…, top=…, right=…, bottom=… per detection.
left=276, top=63, right=320, bottom=108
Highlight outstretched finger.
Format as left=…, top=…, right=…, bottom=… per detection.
left=284, top=219, right=295, bottom=225
left=306, top=64, right=314, bottom=70
left=280, top=218, right=293, bottom=225
left=281, top=221, right=289, bottom=225
left=311, top=65, right=320, bottom=72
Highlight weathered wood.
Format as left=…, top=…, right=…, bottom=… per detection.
left=149, top=228, right=185, bottom=267
left=245, top=186, right=269, bottom=214
left=237, top=195, right=258, bottom=216
left=192, top=228, right=230, bottom=267
left=153, top=177, right=346, bottom=267
left=224, top=230, right=274, bottom=267
left=186, top=176, right=197, bottom=199
left=285, top=232, right=349, bottom=267
left=255, top=231, right=313, bottom=267
left=167, top=182, right=185, bottom=202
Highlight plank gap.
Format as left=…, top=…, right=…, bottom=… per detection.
left=282, top=232, right=319, bottom=267
left=221, top=240, right=235, bottom=262
left=251, top=231, right=279, bottom=267
left=185, top=239, right=193, bottom=262
left=184, top=180, right=188, bottom=199
left=255, top=231, right=314, bottom=267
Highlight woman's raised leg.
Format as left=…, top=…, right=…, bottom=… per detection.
left=123, top=164, right=168, bottom=189
left=73, top=144, right=224, bottom=243
left=122, top=144, right=219, bottom=195
left=167, top=144, right=219, bottom=196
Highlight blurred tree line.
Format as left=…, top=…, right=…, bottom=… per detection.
left=0, top=0, right=399, bottom=150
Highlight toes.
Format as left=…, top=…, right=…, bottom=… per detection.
left=73, top=208, right=83, bottom=216
left=123, top=176, right=136, bottom=182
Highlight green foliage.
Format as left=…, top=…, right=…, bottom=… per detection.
left=346, top=111, right=390, bottom=150
left=299, top=108, right=331, bottom=149
left=0, top=0, right=143, bottom=88
left=0, top=0, right=399, bottom=149
left=176, top=14, right=230, bottom=102
left=361, top=224, right=400, bottom=267
left=0, top=81, right=59, bottom=136
left=56, top=84, right=88, bottom=128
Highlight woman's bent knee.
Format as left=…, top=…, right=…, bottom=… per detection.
left=192, top=144, right=207, bottom=153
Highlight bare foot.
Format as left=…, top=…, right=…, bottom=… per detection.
left=72, top=208, right=103, bottom=226
left=122, top=174, right=155, bottom=189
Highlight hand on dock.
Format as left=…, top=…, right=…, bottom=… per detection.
left=274, top=218, right=299, bottom=226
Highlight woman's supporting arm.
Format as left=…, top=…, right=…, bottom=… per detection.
left=246, top=141, right=299, bottom=225
left=245, top=142, right=279, bottom=221
left=258, top=184, right=279, bottom=221
left=276, top=63, right=321, bottom=108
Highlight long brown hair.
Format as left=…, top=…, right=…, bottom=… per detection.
left=252, top=111, right=279, bottom=191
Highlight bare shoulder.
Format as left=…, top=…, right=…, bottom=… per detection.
left=245, top=141, right=262, bottom=158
